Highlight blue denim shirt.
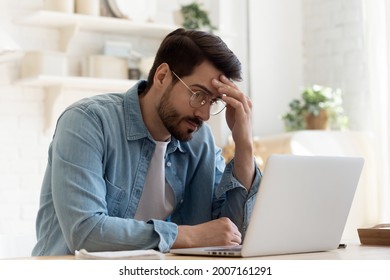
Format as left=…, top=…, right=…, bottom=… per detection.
left=32, top=81, right=261, bottom=256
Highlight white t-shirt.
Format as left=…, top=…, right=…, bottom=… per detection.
left=134, top=140, right=175, bottom=221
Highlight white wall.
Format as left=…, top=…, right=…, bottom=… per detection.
left=249, top=0, right=304, bottom=137
left=303, top=0, right=367, bottom=131
left=248, top=0, right=367, bottom=135
left=0, top=0, right=49, bottom=252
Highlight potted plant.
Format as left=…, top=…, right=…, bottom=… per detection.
left=282, top=85, right=349, bottom=131
left=174, top=2, right=217, bottom=33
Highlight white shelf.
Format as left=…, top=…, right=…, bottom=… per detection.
left=16, top=75, right=138, bottom=133
left=0, top=51, right=24, bottom=63
left=14, top=10, right=166, bottom=133
left=17, top=11, right=178, bottom=38
left=16, top=11, right=178, bottom=51
left=16, top=75, right=137, bottom=91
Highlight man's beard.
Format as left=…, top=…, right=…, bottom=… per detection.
left=157, top=88, right=203, bottom=142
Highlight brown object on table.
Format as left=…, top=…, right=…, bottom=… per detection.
left=357, top=224, right=390, bottom=246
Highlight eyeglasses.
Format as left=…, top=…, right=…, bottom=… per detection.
left=172, top=71, right=226, bottom=116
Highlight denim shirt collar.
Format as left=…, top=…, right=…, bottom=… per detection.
left=123, top=80, right=185, bottom=154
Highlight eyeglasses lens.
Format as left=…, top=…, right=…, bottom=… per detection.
left=190, top=92, right=226, bottom=115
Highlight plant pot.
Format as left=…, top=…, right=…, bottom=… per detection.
left=304, top=109, right=329, bottom=130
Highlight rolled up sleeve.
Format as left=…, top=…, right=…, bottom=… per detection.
left=214, top=159, right=262, bottom=234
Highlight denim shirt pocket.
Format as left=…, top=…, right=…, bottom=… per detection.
left=104, top=177, right=126, bottom=217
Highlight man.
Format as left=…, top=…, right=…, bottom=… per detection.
left=32, top=28, right=261, bottom=256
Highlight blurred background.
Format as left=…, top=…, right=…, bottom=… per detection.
left=0, top=0, right=389, bottom=257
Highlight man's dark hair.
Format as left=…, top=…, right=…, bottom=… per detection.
left=145, top=28, right=242, bottom=91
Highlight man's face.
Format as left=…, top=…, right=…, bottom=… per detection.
left=157, top=85, right=203, bottom=141
left=156, top=61, right=223, bottom=142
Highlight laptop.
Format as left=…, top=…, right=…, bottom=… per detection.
left=170, top=154, right=364, bottom=257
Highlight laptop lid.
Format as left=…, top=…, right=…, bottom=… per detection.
left=170, top=154, right=364, bottom=257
